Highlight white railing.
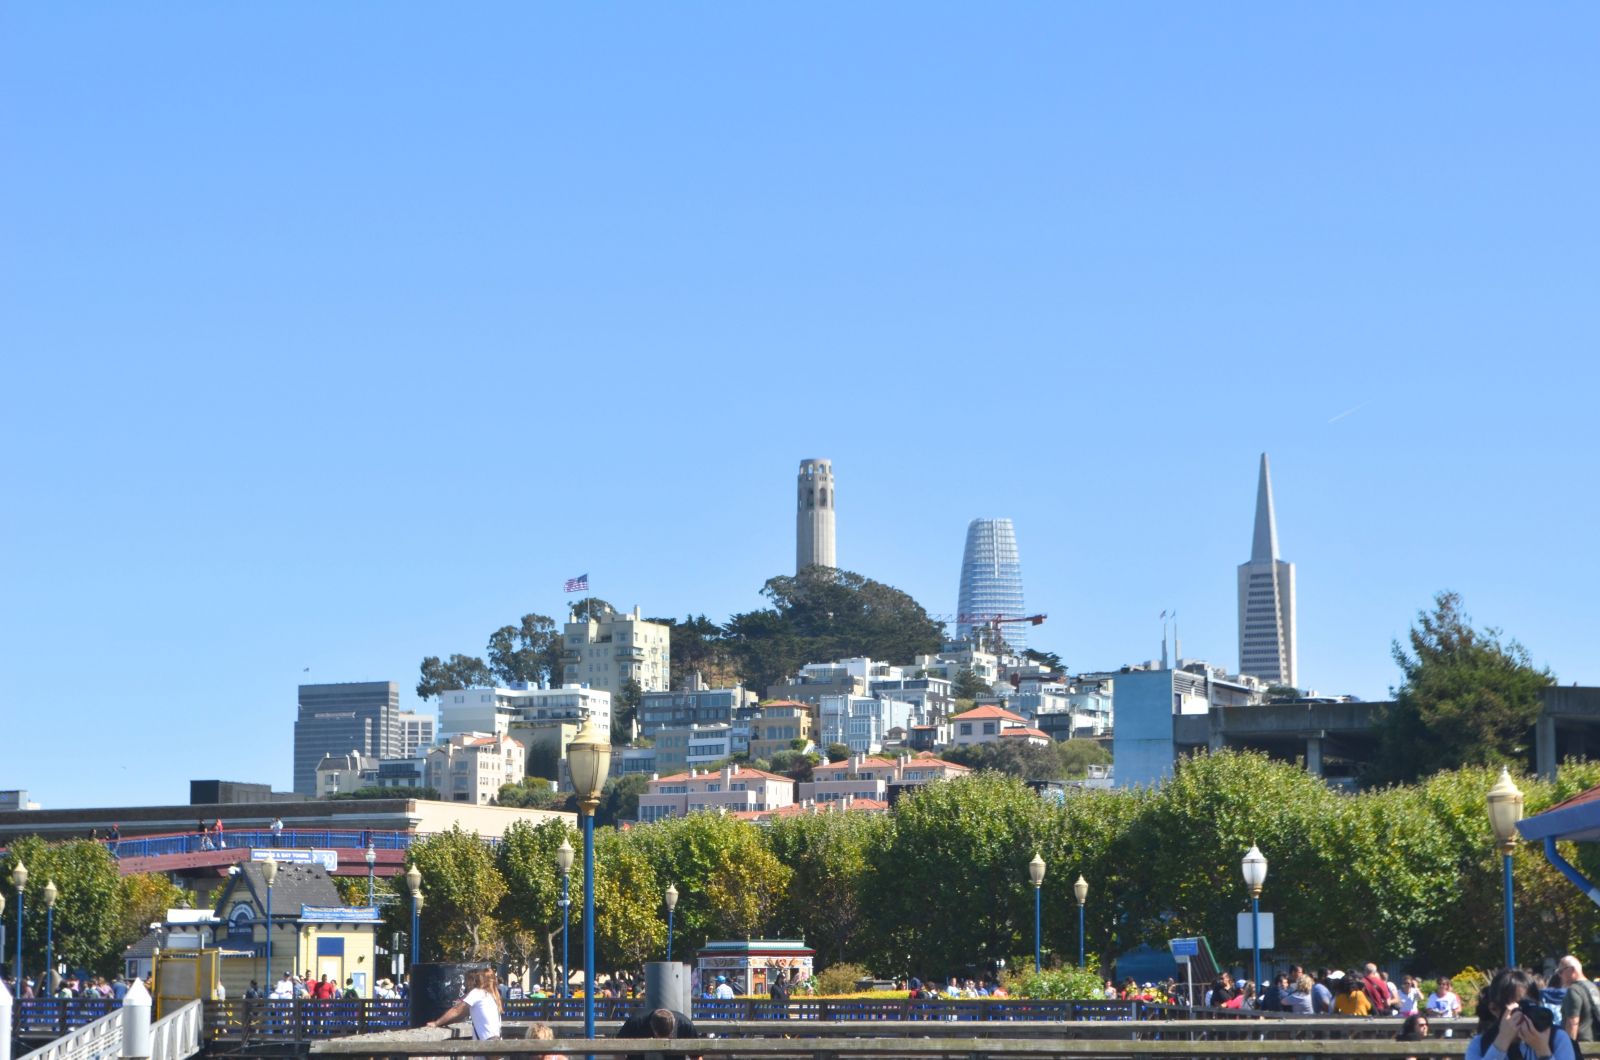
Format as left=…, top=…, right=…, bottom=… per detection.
left=149, top=1002, right=202, bottom=1060
left=16, top=1007, right=125, bottom=1060
left=15, top=1000, right=201, bottom=1060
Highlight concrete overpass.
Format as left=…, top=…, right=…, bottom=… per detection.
left=1167, top=686, right=1600, bottom=783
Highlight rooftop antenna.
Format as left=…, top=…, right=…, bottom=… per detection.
left=1160, top=611, right=1170, bottom=669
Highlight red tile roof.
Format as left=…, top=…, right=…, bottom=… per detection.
left=950, top=704, right=1026, bottom=723
left=1000, top=727, right=1050, bottom=740
left=650, top=766, right=795, bottom=785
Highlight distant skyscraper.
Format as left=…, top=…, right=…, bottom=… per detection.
left=956, top=518, right=1027, bottom=652
left=796, top=459, right=837, bottom=571
left=1237, top=454, right=1298, bottom=688
left=293, top=681, right=401, bottom=796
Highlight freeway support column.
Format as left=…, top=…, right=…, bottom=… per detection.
left=1305, top=736, right=1324, bottom=778
left=1537, top=716, right=1558, bottom=782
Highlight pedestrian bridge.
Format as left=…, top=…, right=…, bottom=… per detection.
left=4, top=992, right=201, bottom=1060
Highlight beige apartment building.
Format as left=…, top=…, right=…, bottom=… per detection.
left=425, top=732, right=525, bottom=805
left=562, top=606, right=671, bottom=698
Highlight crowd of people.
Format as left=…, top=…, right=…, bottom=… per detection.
left=0, top=972, right=132, bottom=1000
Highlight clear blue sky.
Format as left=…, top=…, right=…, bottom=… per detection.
left=4, top=5, right=1597, bottom=809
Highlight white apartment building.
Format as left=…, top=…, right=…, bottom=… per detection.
left=948, top=704, right=1030, bottom=746
left=425, top=732, right=526, bottom=805
left=817, top=694, right=917, bottom=756
left=397, top=711, right=436, bottom=758
left=314, top=752, right=376, bottom=798
left=636, top=765, right=796, bottom=823
left=562, top=607, right=670, bottom=698
left=437, top=684, right=612, bottom=743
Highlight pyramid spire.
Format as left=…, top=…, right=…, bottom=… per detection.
left=1251, top=453, right=1278, bottom=562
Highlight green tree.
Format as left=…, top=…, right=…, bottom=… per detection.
left=405, top=827, right=507, bottom=959
left=495, top=819, right=577, bottom=982
left=614, top=679, right=643, bottom=743
left=725, top=568, right=944, bottom=691
left=6, top=838, right=124, bottom=977
left=416, top=654, right=494, bottom=700
left=629, top=812, right=791, bottom=953
left=646, top=614, right=740, bottom=687
left=487, top=613, right=564, bottom=686
left=767, top=749, right=819, bottom=783
left=862, top=774, right=1047, bottom=974
left=825, top=743, right=850, bottom=764
left=332, top=785, right=441, bottom=801
left=114, top=873, right=192, bottom=969
left=1021, top=649, right=1064, bottom=673
left=1374, top=592, right=1552, bottom=783
left=498, top=778, right=570, bottom=810
left=942, top=740, right=1065, bottom=781
left=600, top=773, right=650, bottom=826
left=1056, top=739, right=1111, bottom=778
left=767, top=811, right=888, bottom=968
left=951, top=667, right=992, bottom=700
left=593, top=828, right=665, bottom=969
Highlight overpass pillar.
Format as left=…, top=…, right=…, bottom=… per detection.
left=1537, top=715, right=1558, bottom=782
left=1305, top=736, right=1324, bottom=778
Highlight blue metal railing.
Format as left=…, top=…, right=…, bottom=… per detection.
left=107, top=829, right=419, bottom=861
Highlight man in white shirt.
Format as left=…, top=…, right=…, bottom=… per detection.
left=713, top=976, right=735, bottom=1000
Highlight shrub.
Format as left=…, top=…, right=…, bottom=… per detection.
left=815, top=962, right=872, bottom=996
left=1005, top=965, right=1106, bottom=1001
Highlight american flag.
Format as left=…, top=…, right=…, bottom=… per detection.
left=564, top=573, right=589, bottom=593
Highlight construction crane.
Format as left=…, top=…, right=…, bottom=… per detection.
left=930, top=612, right=1048, bottom=652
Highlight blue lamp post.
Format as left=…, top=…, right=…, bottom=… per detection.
left=566, top=718, right=613, bottom=1043
left=405, top=865, right=423, bottom=968
left=1073, top=875, right=1089, bottom=968
left=13, top=861, right=27, bottom=993
left=1241, top=844, right=1268, bottom=992
left=1028, top=854, right=1045, bottom=973
left=42, top=880, right=57, bottom=994
left=262, top=858, right=278, bottom=990
left=556, top=838, right=574, bottom=1000
left=1487, top=768, right=1525, bottom=969
left=664, top=884, right=678, bottom=962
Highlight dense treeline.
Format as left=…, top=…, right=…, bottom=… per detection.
left=387, top=751, right=1600, bottom=980
left=11, top=752, right=1595, bottom=982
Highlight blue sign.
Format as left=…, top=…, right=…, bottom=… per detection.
left=1170, top=937, right=1200, bottom=957
left=301, top=905, right=382, bottom=923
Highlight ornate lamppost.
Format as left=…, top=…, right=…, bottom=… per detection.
left=556, top=838, right=574, bottom=1000
left=1487, top=768, right=1525, bottom=968
left=567, top=718, right=613, bottom=1042
left=664, top=883, right=679, bottom=962
left=1073, top=875, right=1089, bottom=968
left=1028, top=854, right=1046, bottom=973
left=1241, top=844, right=1268, bottom=991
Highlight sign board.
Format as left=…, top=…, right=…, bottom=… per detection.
left=1169, top=937, right=1200, bottom=961
left=1236, top=911, right=1275, bottom=950
left=300, top=905, right=382, bottom=923
left=252, top=848, right=338, bottom=872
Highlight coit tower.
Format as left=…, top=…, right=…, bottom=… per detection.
left=796, top=458, right=836, bottom=571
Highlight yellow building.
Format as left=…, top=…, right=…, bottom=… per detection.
left=211, top=858, right=380, bottom=997
left=748, top=701, right=814, bottom=761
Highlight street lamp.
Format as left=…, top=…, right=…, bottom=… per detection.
left=1073, top=875, right=1089, bottom=969
left=1488, top=767, right=1525, bottom=969
left=567, top=717, right=613, bottom=1042
left=1028, top=854, right=1046, bottom=973
left=405, top=865, right=423, bottom=968
left=365, top=844, right=377, bottom=907
left=13, top=861, right=27, bottom=992
left=262, top=858, right=278, bottom=990
left=556, top=838, right=574, bottom=1000
left=664, top=884, right=679, bottom=962
left=1241, top=844, right=1268, bottom=991
left=43, top=880, right=57, bottom=995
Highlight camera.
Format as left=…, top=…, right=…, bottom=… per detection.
left=1524, top=1006, right=1555, bottom=1033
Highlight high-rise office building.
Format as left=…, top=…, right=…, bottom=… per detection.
left=397, top=711, right=436, bottom=758
left=1236, top=454, right=1298, bottom=688
left=955, top=518, right=1027, bottom=652
left=796, top=458, right=837, bottom=571
left=292, top=681, right=401, bottom=796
